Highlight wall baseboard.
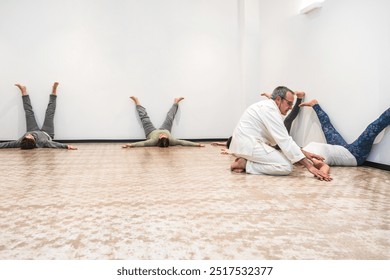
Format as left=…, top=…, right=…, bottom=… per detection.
left=56, top=138, right=229, bottom=143
left=362, top=161, right=390, bottom=171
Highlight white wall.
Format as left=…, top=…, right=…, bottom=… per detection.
left=0, top=0, right=244, bottom=140
left=257, top=0, right=390, bottom=165
left=1, top=0, right=389, bottom=165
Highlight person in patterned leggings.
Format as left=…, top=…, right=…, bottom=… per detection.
left=300, top=99, right=389, bottom=166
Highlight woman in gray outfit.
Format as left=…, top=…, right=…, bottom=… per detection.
left=0, top=83, right=77, bottom=150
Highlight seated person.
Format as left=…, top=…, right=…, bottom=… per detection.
left=300, top=99, right=389, bottom=167
left=229, top=86, right=331, bottom=181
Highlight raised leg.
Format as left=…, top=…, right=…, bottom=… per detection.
left=347, top=108, right=390, bottom=165
left=15, top=84, right=40, bottom=132
left=128, top=97, right=156, bottom=138
left=41, top=95, right=57, bottom=138
left=300, top=100, right=348, bottom=147
left=41, top=83, right=59, bottom=138
left=136, top=105, right=156, bottom=137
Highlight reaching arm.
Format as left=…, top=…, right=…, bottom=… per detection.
left=0, top=140, right=21, bottom=149
left=122, top=139, right=157, bottom=148
left=171, top=139, right=205, bottom=147
left=210, top=142, right=227, bottom=146
left=42, top=141, right=69, bottom=149
left=301, top=149, right=325, bottom=162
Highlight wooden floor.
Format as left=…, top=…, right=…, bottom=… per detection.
left=0, top=143, right=389, bottom=259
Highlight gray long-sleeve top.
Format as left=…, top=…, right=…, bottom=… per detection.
left=0, top=131, right=68, bottom=149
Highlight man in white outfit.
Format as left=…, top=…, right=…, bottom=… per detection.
left=229, top=86, right=332, bottom=181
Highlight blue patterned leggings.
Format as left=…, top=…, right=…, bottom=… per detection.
left=313, top=104, right=390, bottom=165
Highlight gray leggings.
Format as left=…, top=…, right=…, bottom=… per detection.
left=136, top=103, right=178, bottom=137
left=23, top=95, right=57, bottom=138
left=284, top=97, right=303, bottom=133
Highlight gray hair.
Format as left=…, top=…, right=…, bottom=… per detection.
left=271, top=86, right=294, bottom=100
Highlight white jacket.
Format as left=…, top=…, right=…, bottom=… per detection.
left=230, top=99, right=305, bottom=164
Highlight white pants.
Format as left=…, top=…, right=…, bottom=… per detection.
left=235, top=143, right=293, bottom=175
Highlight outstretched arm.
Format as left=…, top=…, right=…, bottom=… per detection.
left=171, top=139, right=205, bottom=147
left=0, top=140, right=21, bottom=149
left=122, top=139, right=157, bottom=148
left=43, top=141, right=73, bottom=149
left=302, top=149, right=325, bottom=162
left=210, top=142, right=227, bottom=146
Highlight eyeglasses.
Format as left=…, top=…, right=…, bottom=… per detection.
left=282, top=97, right=294, bottom=107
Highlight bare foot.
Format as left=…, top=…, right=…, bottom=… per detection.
left=15, top=84, right=27, bottom=95
left=261, top=93, right=271, bottom=99
left=299, top=99, right=318, bottom=107
left=130, top=96, right=140, bottom=105
left=52, top=82, right=59, bottom=95
left=295, top=91, right=305, bottom=99
left=230, top=157, right=247, bottom=173
left=174, top=97, right=184, bottom=104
